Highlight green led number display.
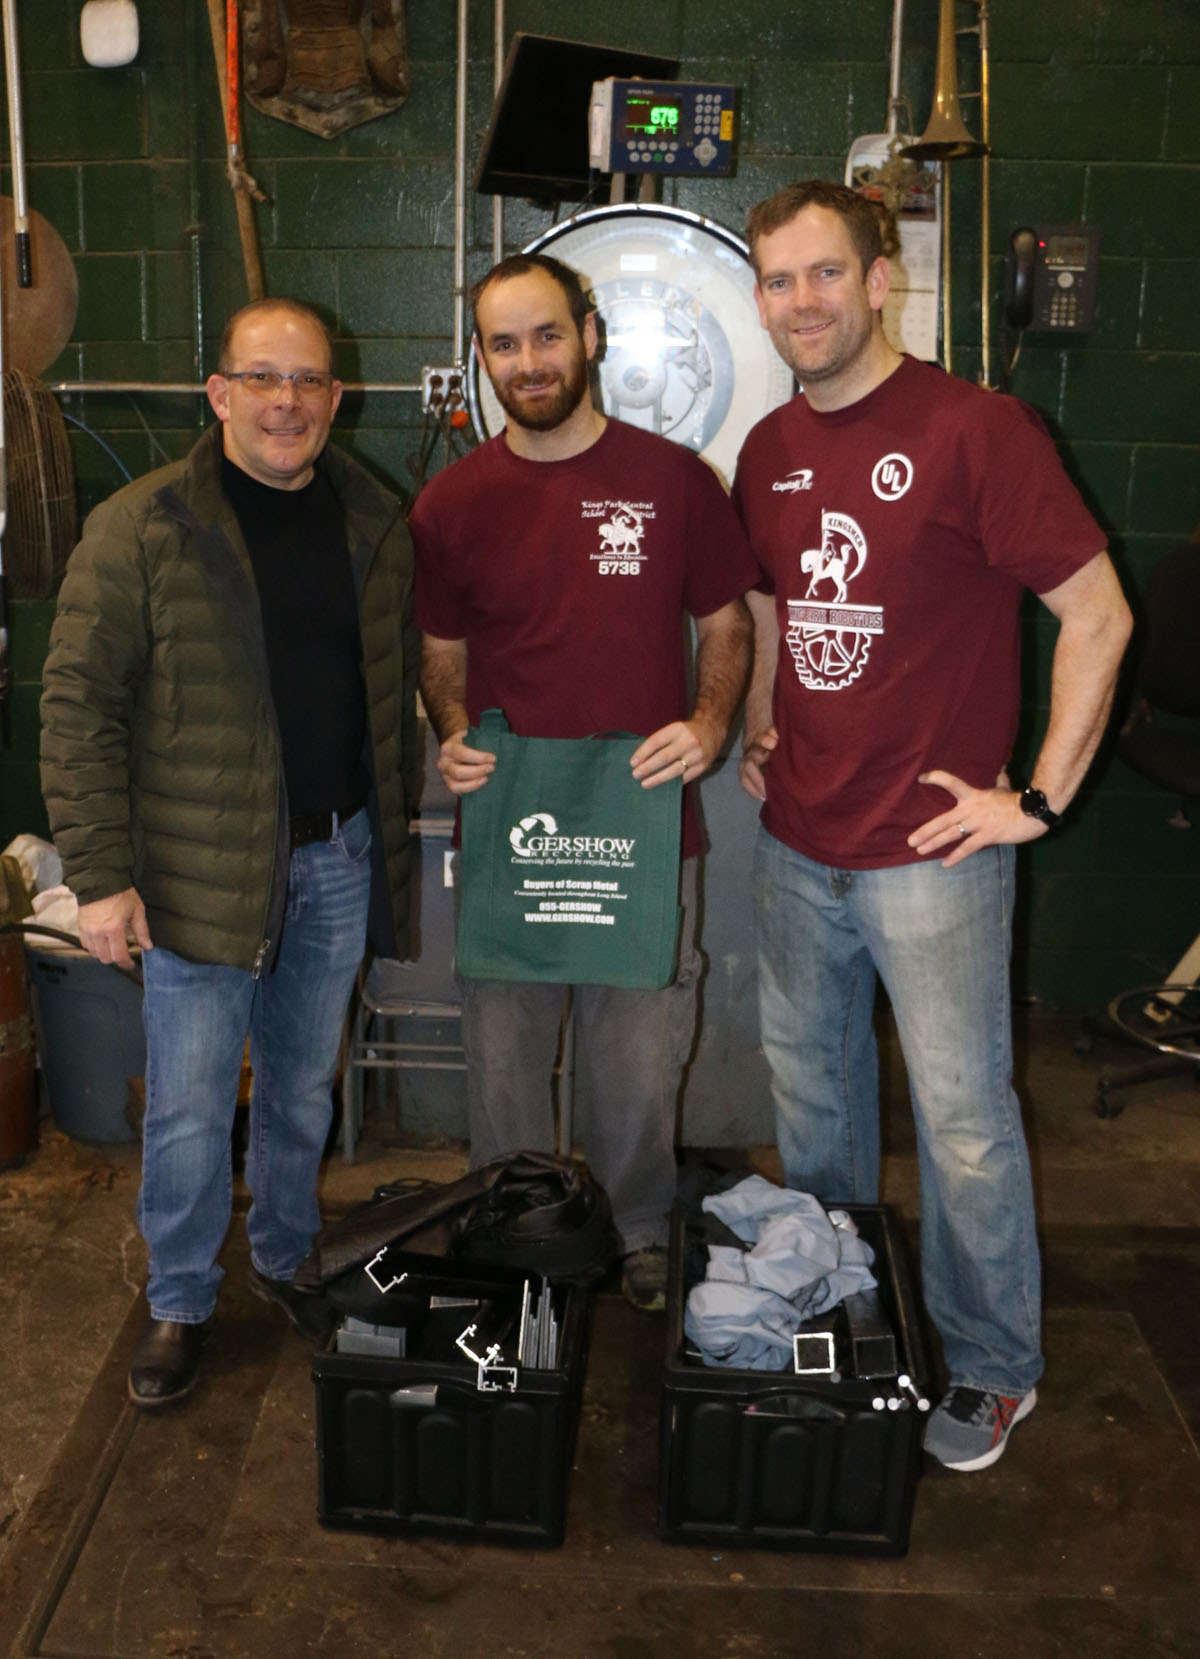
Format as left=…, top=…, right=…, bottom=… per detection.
left=627, top=96, right=680, bottom=137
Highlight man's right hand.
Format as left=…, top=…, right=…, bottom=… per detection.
left=77, top=888, right=153, bottom=970
left=436, top=731, right=497, bottom=795
left=738, top=727, right=778, bottom=802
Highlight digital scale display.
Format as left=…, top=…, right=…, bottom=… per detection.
left=589, top=79, right=736, bottom=176
left=621, top=95, right=682, bottom=140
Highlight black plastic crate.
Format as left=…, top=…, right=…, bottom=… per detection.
left=313, top=1264, right=590, bottom=1546
left=658, top=1201, right=928, bottom=1556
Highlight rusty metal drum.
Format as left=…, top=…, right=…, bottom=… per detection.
left=0, top=932, right=37, bottom=1168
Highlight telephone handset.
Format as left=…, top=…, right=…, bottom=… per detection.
left=1004, top=224, right=1100, bottom=333
left=1005, top=228, right=1037, bottom=329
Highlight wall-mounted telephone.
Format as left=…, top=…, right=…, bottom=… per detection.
left=1004, top=224, right=1101, bottom=333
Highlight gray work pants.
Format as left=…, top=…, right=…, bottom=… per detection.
left=460, top=858, right=701, bottom=1254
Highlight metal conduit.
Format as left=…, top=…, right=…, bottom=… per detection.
left=49, top=382, right=422, bottom=395
left=492, top=0, right=505, bottom=265
left=453, top=0, right=469, bottom=366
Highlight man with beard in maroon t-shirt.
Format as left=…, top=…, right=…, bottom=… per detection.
left=412, top=254, right=757, bottom=1312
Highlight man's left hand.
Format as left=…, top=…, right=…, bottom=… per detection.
left=631, top=717, right=719, bottom=790
left=908, top=768, right=1048, bottom=868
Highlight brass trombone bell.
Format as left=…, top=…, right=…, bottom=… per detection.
left=902, top=0, right=988, bottom=161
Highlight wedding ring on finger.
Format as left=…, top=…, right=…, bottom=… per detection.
left=957, top=822, right=968, bottom=838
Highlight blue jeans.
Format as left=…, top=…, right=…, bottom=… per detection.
left=753, top=825, right=1043, bottom=1397
left=138, top=809, right=371, bottom=1322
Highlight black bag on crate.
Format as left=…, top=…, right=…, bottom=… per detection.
left=295, top=1150, right=617, bottom=1321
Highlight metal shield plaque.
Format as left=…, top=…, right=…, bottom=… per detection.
left=243, top=0, right=409, bottom=140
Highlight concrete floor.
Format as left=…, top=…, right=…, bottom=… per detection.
left=1, top=1009, right=1198, bottom=1659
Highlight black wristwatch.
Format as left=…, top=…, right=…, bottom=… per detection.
left=1018, top=786, right=1061, bottom=828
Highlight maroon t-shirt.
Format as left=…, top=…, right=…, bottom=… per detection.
left=732, top=356, right=1106, bottom=868
left=412, top=418, right=758, bottom=856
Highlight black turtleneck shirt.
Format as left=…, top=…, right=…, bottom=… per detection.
left=221, top=454, right=369, bottom=819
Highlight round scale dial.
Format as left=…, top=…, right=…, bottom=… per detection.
left=467, top=203, right=795, bottom=488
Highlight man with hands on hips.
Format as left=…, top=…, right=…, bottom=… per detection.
left=734, top=181, right=1132, bottom=1470
left=412, top=253, right=756, bottom=1312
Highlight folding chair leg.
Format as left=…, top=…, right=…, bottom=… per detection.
left=556, top=998, right=575, bottom=1158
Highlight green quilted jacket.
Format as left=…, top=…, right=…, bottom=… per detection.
left=40, top=423, right=418, bottom=970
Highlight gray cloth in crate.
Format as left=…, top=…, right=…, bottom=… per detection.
left=685, top=1178, right=877, bottom=1370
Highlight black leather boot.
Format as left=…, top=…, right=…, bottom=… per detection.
left=128, top=1316, right=213, bottom=1407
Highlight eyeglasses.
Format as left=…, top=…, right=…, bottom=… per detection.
left=223, top=370, right=335, bottom=399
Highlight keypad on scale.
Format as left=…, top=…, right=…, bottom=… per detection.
left=696, top=93, right=723, bottom=136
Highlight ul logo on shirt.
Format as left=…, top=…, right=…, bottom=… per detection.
left=871, top=452, right=914, bottom=501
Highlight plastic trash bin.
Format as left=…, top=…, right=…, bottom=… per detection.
left=24, top=943, right=144, bottom=1144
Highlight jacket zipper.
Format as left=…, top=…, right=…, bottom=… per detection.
left=252, top=938, right=271, bottom=979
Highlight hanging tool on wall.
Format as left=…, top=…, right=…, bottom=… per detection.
left=205, top=0, right=268, bottom=302
left=903, top=0, right=989, bottom=379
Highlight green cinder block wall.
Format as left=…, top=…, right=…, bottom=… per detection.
left=1, top=0, right=1196, bottom=1010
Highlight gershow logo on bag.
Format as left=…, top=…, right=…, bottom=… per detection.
left=508, top=811, right=636, bottom=869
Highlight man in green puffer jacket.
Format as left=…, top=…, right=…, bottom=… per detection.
left=41, top=299, right=418, bottom=1407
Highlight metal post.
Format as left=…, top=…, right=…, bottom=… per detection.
left=453, top=0, right=469, bottom=368
left=492, top=0, right=505, bottom=266
left=887, top=0, right=905, bottom=135
left=978, top=0, right=991, bottom=386
left=1, top=0, right=31, bottom=285
left=942, top=168, right=952, bottom=374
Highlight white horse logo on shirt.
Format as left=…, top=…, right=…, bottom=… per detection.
left=787, top=510, right=882, bottom=691
left=800, top=511, right=867, bottom=604
left=598, top=505, right=645, bottom=558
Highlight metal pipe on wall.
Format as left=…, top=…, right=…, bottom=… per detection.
left=183, top=29, right=206, bottom=399
left=492, top=0, right=505, bottom=266
left=453, top=0, right=469, bottom=366
left=887, top=0, right=905, bottom=134
left=2, top=0, right=32, bottom=285
left=978, top=0, right=992, bottom=387
left=50, top=382, right=422, bottom=395
left=942, top=175, right=952, bottom=373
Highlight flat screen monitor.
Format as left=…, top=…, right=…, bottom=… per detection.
left=474, top=33, right=681, bottom=203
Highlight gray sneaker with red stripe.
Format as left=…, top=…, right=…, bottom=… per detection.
left=924, top=1385, right=1037, bottom=1471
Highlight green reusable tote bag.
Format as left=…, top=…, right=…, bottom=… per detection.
left=457, top=709, right=682, bottom=989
